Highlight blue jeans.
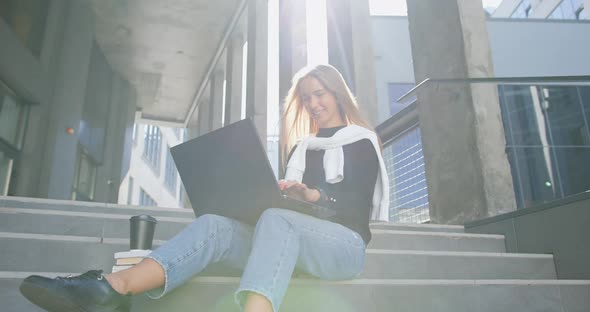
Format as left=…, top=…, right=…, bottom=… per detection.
left=144, top=208, right=366, bottom=312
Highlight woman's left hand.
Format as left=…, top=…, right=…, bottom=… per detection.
left=278, top=180, right=321, bottom=203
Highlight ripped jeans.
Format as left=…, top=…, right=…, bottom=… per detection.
left=144, top=208, right=366, bottom=312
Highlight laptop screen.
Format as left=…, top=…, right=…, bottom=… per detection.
left=170, top=119, right=281, bottom=225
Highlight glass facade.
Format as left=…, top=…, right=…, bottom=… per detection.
left=72, top=150, right=98, bottom=201
left=382, top=83, right=590, bottom=223
left=384, top=126, right=430, bottom=223
left=510, top=0, right=533, bottom=18
left=179, top=183, right=185, bottom=207
left=549, top=0, right=586, bottom=20
left=0, top=150, right=14, bottom=196
left=127, top=177, right=134, bottom=205
left=499, top=84, right=590, bottom=208
left=164, top=148, right=178, bottom=194
left=0, top=81, right=29, bottom=196
left=139, top=188, right=157, bottom=207
left=143, top=125, right=162, bottom=172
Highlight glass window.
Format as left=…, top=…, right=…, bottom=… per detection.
left=498, top=85, right=590, bottom=208
left=549, top=0, right=586, bottom=20
left=0, top=83, right=29, bottom=149
left=385, top=126, right=430, bottom=223
left=143, top=125, right=162, bottom=172
left=139, top=188, right=157, bottom=207
left=72, top=150, right=97, bottom=201
left=127, top=177, right=134, bottom=205
left=511, top=0, right=532, bottom=18
left=164, top=148, right=178, bottom=195
left=132, top=123, right=138, bottom=144
left=549, top=5, right=565, bottom=19
left=0, top=150, right=14, bottom=196
left=173, top=127, right=183, bottom=140
left=0, top=0, right=49, bottom=57
left=179, top=183, right=185, bottom=207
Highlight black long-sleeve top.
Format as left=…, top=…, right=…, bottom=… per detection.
left=287, top=126, right=379, bottom=244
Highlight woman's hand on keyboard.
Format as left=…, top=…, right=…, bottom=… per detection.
left=278, top=180, right=321, bottom=203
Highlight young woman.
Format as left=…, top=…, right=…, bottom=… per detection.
left=19, top=64, right=389, bottom=312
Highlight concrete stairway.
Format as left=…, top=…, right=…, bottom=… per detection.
left=1, top=196, right=589, bottom=311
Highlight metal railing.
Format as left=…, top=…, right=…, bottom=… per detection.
left=377, top=75, right=590, bottom=223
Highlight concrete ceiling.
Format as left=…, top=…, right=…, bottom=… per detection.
left=88, top=0, right=244, bottom=126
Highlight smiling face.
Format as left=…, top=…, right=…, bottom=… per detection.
left=299, top=76, right=345, bottom=128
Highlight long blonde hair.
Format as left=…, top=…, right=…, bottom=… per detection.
left=280, top=64, right=376, bottom=168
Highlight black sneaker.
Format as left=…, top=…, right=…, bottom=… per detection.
left=19, top=270, right=132, bottom=312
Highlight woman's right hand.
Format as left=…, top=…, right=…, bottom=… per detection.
left=278, top=180, right=321, bottom=203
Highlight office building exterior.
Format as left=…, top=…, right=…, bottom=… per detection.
left=493, top=0, right=587, bottom=19
left=117, top=124, right=186, bottom=208
left=373, top=0, right=590, bottom=222
left=1, top=0, right=588, bottom=224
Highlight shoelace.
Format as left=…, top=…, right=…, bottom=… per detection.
left=56, top=270, right=104, bottom=281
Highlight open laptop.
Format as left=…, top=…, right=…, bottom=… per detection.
left=170, top=118, right=336, bottom=225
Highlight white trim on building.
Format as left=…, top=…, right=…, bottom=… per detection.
left=118, top=124, right=186, bottom=208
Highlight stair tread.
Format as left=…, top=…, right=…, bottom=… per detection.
left=1, top=271, right=587, bottom=285
left=0, top=232, right=526, bottom=257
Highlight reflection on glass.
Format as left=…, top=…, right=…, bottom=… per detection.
left=548, top=0, right=585, bottom=20
left=0, top=85, right=28, bottom=148
left=0, top=151, right=14, bottom=196
left=73, top=151, right=97, bottom=201
left=499, top=84, right=590, bottom=208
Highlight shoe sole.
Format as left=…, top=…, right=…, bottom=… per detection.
left=20, top=280, right=89, bottom=312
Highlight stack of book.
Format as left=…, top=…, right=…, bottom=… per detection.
left=111, top=249, right=152, bottom=273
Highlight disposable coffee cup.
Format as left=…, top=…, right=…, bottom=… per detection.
left=129, top=215, right=157, bottom=250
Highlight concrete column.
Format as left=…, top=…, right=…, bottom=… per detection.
left=12, top=0, right=68, bottom=197
left=278, top=0, right=307, bottom=104
left=277, top=0, right=307, bottom=176
left=94, top=75, right=136, bottom=203
left=117, top=83, right=137, bottom=184
left=245, top=0, right=268, bottom=146
left=326, top=0, right=379, bottom=126
left=406, top=0, right=516, bottom=224
left=209, top=70, right=225, bottom=130
left=38, top=1, right=95, bottom=199
left=349, top=0, right=379, bottom=126
left=225, top=34, right=245, bottom=124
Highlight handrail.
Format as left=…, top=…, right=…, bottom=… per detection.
left=397, top=75, right=590, bottom=103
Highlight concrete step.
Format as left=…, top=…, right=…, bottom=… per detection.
left=0, top=209, right=504, bottom=252
left=0, top=207, right=191, bottom=242
left=0, top=196, right=194, bottom=219
left=0, top=232, right=554, bottom=280
left=370, top=222, right=465, bottom=233
left=1, top=196, right=465, bottom=234
left=367, top=229, right=505, bottom=252
left=2, top=273, right=589, bottom=312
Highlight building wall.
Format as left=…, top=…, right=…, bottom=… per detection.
left=0, top=1, right=137, bottom=201
left=493, top=0, right=588, bottom=19
left=371, top=17, right=415, bottom=123
left=118, top=125, right=185, bottom=208
left=466, top=192, right=590, bottom=279
left=487, top=19, right=590, bottom=77
left=371, top=17, right=590, bottom=117
left=372, top=15, right=590, bottom=220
